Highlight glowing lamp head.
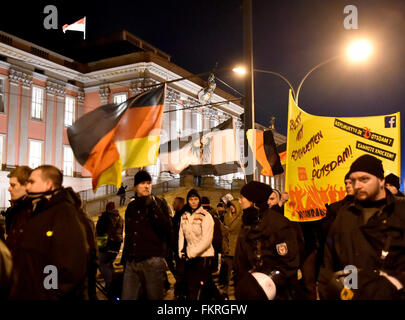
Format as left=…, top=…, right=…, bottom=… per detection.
left=232, top=66, right=247, bottom=75
left=347, top=39, right=373, bottom=62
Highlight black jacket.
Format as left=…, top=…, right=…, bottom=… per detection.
left=96, top=209, right=123, bottom=252
left=122, top=194, right=172, bottom=263
left=318, top=191, right=405, bottom=300
left=234, top=206, right=300, bottom=299
left=2, top=195, right=32, bottom=254
left=0, top=239, right=12, bottom=299
left=9, top=188, right=89, bottom=300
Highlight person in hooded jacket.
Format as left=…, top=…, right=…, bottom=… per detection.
left=178, top=189, right=215, bottom=300
left=96, top=201, right=123, bottom=299
left=9, top=165, right=89, bottom=300
left=221, top=199, right=243, bottom=298
left=234, top=181, right=300, bottom=300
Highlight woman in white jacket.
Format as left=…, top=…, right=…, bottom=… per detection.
left=178, top=189, right=215, bottom=300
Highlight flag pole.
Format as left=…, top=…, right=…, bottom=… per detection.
left=84, top=17, right=86, bottom=40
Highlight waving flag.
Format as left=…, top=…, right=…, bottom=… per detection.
left=159, top=118, right=240, bottom=176
left=62, top=17, right=86, bottom=39
left=68, top=86, right=165, bottom=190
left=246, top=129, right=284, bottom=176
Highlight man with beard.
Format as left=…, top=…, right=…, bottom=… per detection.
left=318, top=155, right=405, bottom=300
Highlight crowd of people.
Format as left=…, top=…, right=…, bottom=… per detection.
left=0, top=153, right=404, bottom=300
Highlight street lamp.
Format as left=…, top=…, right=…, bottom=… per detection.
left=233, top=66, right=296, bottom=99
left=296, top=39, right=373, bottom=105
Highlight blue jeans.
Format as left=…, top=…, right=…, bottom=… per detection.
left=121, top=257, right=167, bottom=300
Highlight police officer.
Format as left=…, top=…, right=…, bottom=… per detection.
left=318, top=155, right=405, bottom=300
left=234, top=181, right=300, bottom=300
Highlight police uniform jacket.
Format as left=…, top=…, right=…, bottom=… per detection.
left=318, top=191, right=405, bottom=300
left=234, top=206, right=300, bottom=298
left=9, top=188, right=89, bottom=300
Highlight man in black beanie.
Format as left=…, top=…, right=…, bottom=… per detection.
left=121, top=170, right=172, bottom=300
left=385, top=173, right=404, bottom=197
left=318, top=154, right=405, bottom=300
left=234, top=181, right=300, bottom=300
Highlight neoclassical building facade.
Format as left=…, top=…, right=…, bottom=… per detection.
left=0, top=30, right=285, bottom=208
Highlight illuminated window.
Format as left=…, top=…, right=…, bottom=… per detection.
left=65, top=96, right=75, bottom=127
left=113, top=93, right=128, bottom=104
left=63, top=146, right=74, bottom=176
left=28, top=140, right=43, bottom=168
left=31, top=86, right=44, bottom=120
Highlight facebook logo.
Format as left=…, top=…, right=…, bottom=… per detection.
left=385, top=116, right=396, bottom=128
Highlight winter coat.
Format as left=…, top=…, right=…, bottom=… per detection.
left=234, top=206, right=300, bottom=299
left=222, top=200, right=243, bottom=257
left=318, top=191, right=405, bottom=300
left=96, top=209, right=124, bottom=252
left=122, top=194, right=172, bottom=263
left=2, top=195, right=32, bottom=254
left=0, top=239, right=12, bottom=299
left=9, top=188, right=89, bottom=300
left=178, top=205, right=215, bottom=259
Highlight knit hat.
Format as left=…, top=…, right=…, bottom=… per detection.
left=187, top=189, right=201, bottom=203
left=235, top=272, right=276, bottom=300
left=344, top=172, right=350, bottom=181
left=240, top=181, right=273, bottom=205
left=201, top=196, right=210, bottom=205
left=134, top=170, right=152, bottom=186
left=385, top=173, right=400, bottom=189
left=348, top=155, right=384, bottom=179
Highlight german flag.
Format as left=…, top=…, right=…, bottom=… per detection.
left=246, top=129, right=284, bottom=176
left=67, top=86, right=165, bottom=190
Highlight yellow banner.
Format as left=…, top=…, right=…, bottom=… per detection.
left=285, top=90, right=401, bottom=222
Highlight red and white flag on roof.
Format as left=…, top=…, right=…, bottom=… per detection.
left=62, top=17, right=86, bottom=39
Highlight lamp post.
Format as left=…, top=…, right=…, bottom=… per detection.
left=295, top=55, right=341, bottom=106
left=296, top=39, right=373, bottom=105
left=243, top=0, right=256, bottom=182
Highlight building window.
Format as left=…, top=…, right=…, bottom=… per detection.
left=63, top=146, right=74, bottom=176
left=0, top=78, right=4, bottom=113
left=65, top=96, right=75, bottom=127
left=31, top=86, right=44, bottom=120
left=0, top=135, right=4, bottom=165
left=176, top=107, right=183, bottom=136
left=113, top=93, right=128, bottom=104
left=28, top=140, right=43, bottom=169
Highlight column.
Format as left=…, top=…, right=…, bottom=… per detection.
left=6, top=72, right=19, bottom=167
left=74, top=91, right=85, bottom=176
left=54, top=85, right=66, bottom=169
left=99, top=86, right=110, bottom=105
left=45, top=82, right=56, bottom=165
left=18, top=75, right=32, bottom=165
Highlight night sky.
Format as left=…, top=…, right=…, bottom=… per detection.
left=1, top=0, right=404, bottom=187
